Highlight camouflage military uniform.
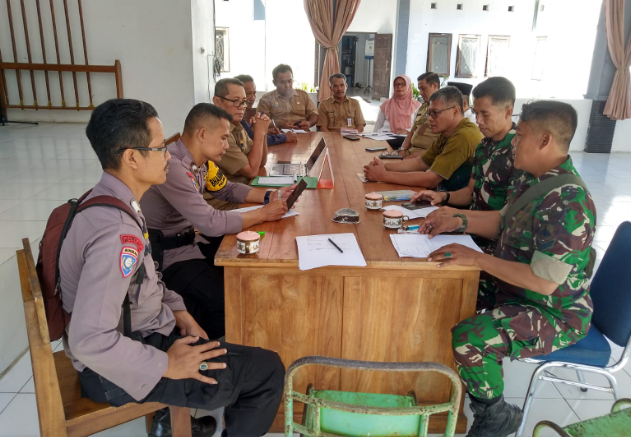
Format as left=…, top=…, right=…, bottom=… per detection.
left=452, top=156, right=596, bottom=400
left=470, top=125, right=518, bottom=307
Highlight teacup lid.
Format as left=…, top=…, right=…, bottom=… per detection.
left=365, top=192, right=383, bottom=200
left=236, top=231, right=260, bottom=242
left=383, top=210, right=403, bottom=218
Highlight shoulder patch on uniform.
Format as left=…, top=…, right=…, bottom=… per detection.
left=120, top=234, right=144, bottom=253
left=205, top=161, right=227, bottom=192
left=120, top=247, right=138, bottom=278
left=186, top=171, right=199, bottom=190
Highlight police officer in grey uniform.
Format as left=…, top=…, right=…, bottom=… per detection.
left=59, top=99, right=284, bottom=437
left=141, top=103, right=295, bottom=340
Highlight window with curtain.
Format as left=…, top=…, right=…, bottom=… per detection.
left=485, top=36, right=510, bottom=77
left=531, top=36, right=547, bottom=81
left=215, top=28, right=230, bottom=72
left=456, top=35, right=480, bottom=78
left=427, top=33, right=452, bottom=76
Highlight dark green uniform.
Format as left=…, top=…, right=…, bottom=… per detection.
left=470, top=126, right=518, bottom=307
left=470, top=125, right=517, bottom=212
left=452, top=156, right=596, bottom=400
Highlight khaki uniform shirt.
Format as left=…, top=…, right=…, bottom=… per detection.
left=216, top=122, right=253, bottom=185
left=59, top=172, right=186, bottom=401
left=257, top=89, right=317, bottom=126
left=316, top=96, right=366, bottom=131
left=421, top=118, right=483, bottom=181
left=407, top=103, right=439, bottom=155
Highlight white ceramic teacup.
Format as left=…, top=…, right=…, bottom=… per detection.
left=365, top=192, right=383, bottom=210
left=236, top=231, right=260, bottom=255
left=382, top=210, right=410, bottom=229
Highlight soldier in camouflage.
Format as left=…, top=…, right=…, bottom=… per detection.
left=419, top=100, right=596, bottom=437
left=411, top=77, right=518, bottom=251
left=412, top=77, right=519, bottom=311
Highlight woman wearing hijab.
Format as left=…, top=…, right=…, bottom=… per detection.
left=374, top=75, right=421, bottom=136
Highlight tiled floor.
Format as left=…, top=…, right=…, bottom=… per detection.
left=0, top=122, right=630, bottom=436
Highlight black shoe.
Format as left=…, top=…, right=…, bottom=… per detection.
left=148, top=408, right=218, bottom=437
left=466, top=395, right=523, bottom=437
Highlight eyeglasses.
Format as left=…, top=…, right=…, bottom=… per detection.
left=393, top=82, right=407, bottom=88
left=216, top=95, right=248, bottom=108
left=427, top=106, right=457, bottom=118
left=276, top=79, right=293, bottom=86
left=116, top=141, right=168, bottom=155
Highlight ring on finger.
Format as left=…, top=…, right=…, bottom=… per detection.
left=199, top=362, right=209, bottom=371
left=445, top=252, right=452, bottom=258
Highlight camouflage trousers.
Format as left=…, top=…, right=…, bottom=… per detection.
left=451, top=303, right=585, bottom=400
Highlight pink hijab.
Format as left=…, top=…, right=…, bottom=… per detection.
left=380, top=75, right=421, bottom=132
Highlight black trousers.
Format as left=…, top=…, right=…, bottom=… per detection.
left=78, top=331, right=285, bottom=437
left=161, top=236, right=226, bottom=339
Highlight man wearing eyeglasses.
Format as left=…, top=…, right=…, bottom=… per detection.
left=60, top=99, right=285, bottom=437
left=205, top=78, right=270, bottom=210
left=363, top=86, right=482, bottom=191
left=257, top=64, right=318, bottom=132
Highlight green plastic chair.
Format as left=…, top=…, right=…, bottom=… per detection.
left=284, top=356, right=462, bottom=437
left=533, top=398, right=631, bottom=437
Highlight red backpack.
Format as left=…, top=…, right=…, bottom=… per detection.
left=36, top=190, right=142, bottom=341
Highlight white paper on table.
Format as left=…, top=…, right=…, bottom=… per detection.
left=296, top=233, right=367, bottom=271
left=281, top=128, right=308, bottom=134
left=390, top=233, right=483, bottom=258
left=232, top=204, right=299, bottom=219
left=357, top=172, right=369, bottom=183
left=257, top=176, right=296, bottom=185
left=381, top=204, right=438, bottom=219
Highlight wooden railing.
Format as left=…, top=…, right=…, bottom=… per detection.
left=0, top=0, right=123, bottom=115
left=0, top=60, right=123, bottom=111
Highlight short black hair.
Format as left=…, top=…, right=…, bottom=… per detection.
left=329, top=73, right=347, bottom=84
left=86, top=99, right=158, bottom=171
left=272, top=64, right=293, bottom=81
left=472, top=77, right=516, bottom=108
left=183, top=103, right=233, bottom=135
left=417, top=72, right=440, bottom=88
left=234, top=74, right=254, bottom=84
left=519, top=100, right=578, bottom=151
left=429, top=86, right=464, bottom=114
left=215, top=78, right=244, bottom=97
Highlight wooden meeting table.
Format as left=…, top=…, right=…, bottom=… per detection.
left=214, top=132, right=480, bottom=433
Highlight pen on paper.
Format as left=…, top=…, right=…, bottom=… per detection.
left=328, top=238, right=344, bottom=253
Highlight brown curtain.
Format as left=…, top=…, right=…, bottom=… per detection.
left=604, top=0, right=631, bottom=120
left=304, top=0, right=362, bottom=102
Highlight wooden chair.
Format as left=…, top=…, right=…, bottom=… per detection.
left=16, top=238, right=192, bottom=437
left=166, top=132, right=181, bottom=146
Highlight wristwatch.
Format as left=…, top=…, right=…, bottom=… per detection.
left=452, top=213, right=468, bottom=233
left=264, top=190, right=273, bottom=205
left=443, top=192, right=451, bottom=205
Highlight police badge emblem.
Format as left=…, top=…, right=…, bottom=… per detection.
left=120, top=247, right=138, bottom=278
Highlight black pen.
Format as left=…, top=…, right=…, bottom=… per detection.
left=328, top=238, right=344, bottom=253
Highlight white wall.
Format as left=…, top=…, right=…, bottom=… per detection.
left=405, top=0, right=602, bottom=100
left=1, top=0, right=213, bottom=136
left=191, top=0, right=217, bottom=107
left=406, top=0, right=536, bottom=90
left=215, top=0, right=315, bottom=93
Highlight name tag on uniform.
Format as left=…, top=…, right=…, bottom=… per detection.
left=347, top=117, right=352, bottom=127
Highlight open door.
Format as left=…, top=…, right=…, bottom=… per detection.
left=372, top=33, right=392, bottom=100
